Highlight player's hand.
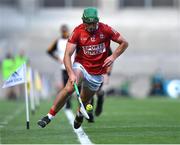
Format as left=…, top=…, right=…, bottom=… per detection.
left=103, top=55, right=115, bottom=68
left=69, top=72, right=77, bottom=85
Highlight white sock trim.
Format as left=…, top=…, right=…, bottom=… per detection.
left=47, top=113, right=54, bottom=120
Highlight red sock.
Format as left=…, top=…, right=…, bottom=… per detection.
left=49, top=108, right=56, bottom=116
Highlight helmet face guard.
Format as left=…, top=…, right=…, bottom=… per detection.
left=84, top=23, right=99, bottom=33
left=82, top=16, right=99, bottom=24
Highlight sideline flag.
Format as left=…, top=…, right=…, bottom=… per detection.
left=2, top=63, right=30, bottom=129
left=2, top=63, right=26, bottom=88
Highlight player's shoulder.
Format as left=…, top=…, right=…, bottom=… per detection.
left=99, top=22, right=112, bottom=33
left=99, top=22, right=111, bottom=29
left=73, top=23, right=85, bottom=31
left=58, top=38, right=68, bottom=43
left=98, top=22, right=113, bottom=34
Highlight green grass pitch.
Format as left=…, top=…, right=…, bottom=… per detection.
left=0, top=97, right=180, bottom=144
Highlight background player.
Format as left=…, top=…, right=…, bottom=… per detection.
left=47, top=24, right=73, bottom=109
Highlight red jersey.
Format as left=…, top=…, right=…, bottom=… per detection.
left=68, top=22, right=120, bottom=75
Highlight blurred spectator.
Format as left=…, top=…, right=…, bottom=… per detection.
left=119, top=80, right=130, bottom=96
left=106, top=79, right=130, bottom=97
left=14, top=49, right=29, bottom=99
left=1, top=52, right=17, bottom=100
left=149, top=72, right=165, bottom=96
left=15, top=49, right=29, bottom=68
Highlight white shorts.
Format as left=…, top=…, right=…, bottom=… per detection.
left=73, top=62, right=103, bottom=91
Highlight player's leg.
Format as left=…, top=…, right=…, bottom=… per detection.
left=95, top=84, right=105, bottom=116
left=73, top=63, right=103, bottom=128
left=86, top=97, right=95, bottom=123
left=74, top=85, right=96, bottom=129
left=51, top=68, right=83, bottom=113
left=37, top=64, right=84, bottom=128
left=37, top=79, right=74, bottom=128
left=62, top=70, right=72, bottom=109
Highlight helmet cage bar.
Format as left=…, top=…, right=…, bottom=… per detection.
left=82, top=17, right=99, bottom=24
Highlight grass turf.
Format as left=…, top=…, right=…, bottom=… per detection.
left=0, top=97, right=180, bottom=144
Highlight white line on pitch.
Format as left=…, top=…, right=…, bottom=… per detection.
left=64, top=109, right=93, bottom=144
left=0, top=125, right=3, bottom=144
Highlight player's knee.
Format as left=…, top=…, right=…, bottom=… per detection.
left=64, top=85, right=74, bottom=95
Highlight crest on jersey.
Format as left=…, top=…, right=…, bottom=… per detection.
left=90, top=36, right=96, bottom=42
left=100, top=33, right=104, bottom=39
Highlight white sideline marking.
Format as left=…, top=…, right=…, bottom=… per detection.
left=0, top=107, right=24, bottom=144
left=0, top=125, right=3, bottom=144
left=64, top=109, right=93, bottom=144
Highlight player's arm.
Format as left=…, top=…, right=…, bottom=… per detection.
left=112, top=35, right=128, bottom=59
left=106, top=48, right=113, bottom=75
left=106, top=64, right=113, bottom=76
left=64, top=42, right=77, bottom=84
left=103, top=35, right=128, bottom=68
left=47, top=39, right=63, bottom=63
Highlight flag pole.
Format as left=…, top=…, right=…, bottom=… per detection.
left=29, top=67, right=35, bottom=115
left=24, top=63, right=30, bottom=129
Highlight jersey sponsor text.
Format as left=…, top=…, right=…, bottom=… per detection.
left=82, top=43, right=106, bottom=55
